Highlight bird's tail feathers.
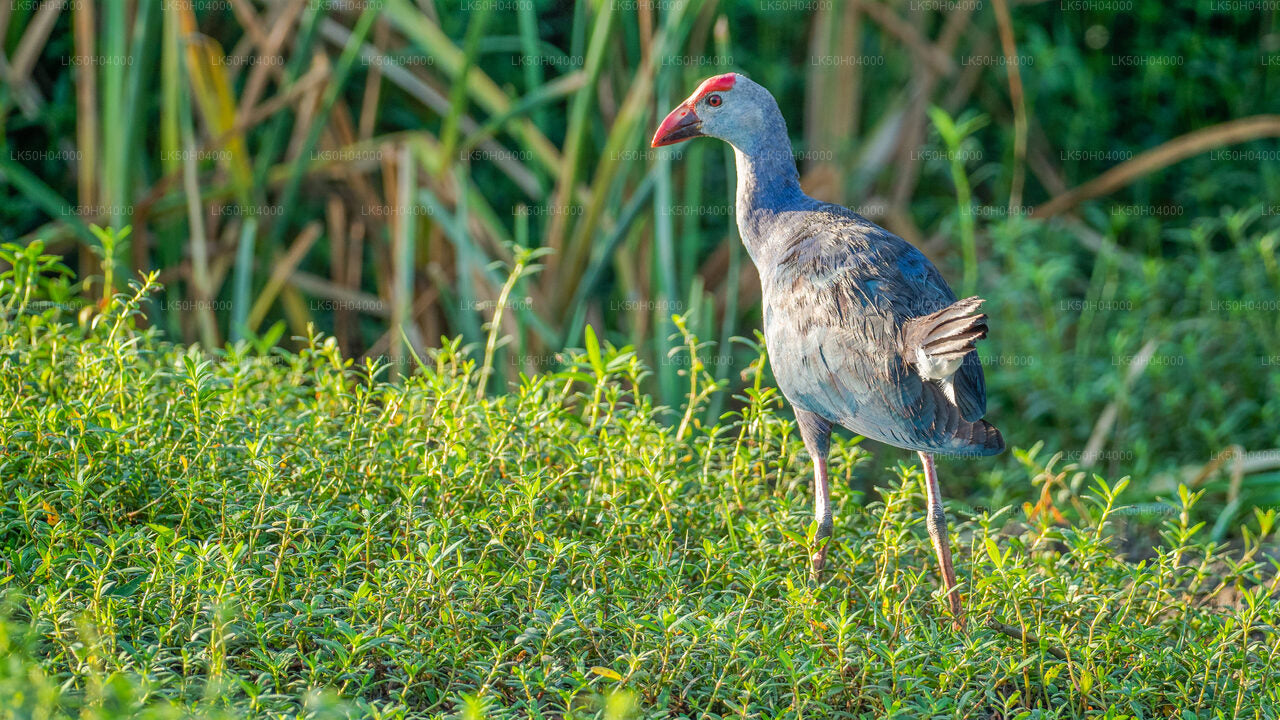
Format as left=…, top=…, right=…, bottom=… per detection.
left=909, top=296, right=989, bottom=365
left=952, top=417, right=1004, bottom=456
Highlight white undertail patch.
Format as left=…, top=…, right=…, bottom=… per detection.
left=914, top=345, right=964, bottom=382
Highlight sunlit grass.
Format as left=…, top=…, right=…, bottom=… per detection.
left=1, top=249, right=1277, bottom=719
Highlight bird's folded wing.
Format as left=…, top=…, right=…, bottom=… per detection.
left=765, top=210, right=996, bottom=454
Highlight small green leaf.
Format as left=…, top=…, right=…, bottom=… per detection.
left=1113, top=476, right=1130, bottom=495
left=147, top=524, right=175, bottom=539
left=584, top=324, right=604, bottom=377
left=984, top=537, right=1004, bottom=570
left=591, top=666, right=622, bottom=682
left=106, top=575, right=145, bottom=598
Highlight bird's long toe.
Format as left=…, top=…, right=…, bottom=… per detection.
left=810, top=542, right=829, bottom=580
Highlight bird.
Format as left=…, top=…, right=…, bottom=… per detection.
left=652, top=72, right=1003, bottom=630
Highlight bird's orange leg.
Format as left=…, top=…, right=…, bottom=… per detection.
left=810, top=452, right=832, bottom=576
left=920, top=451, right=966, bottom=631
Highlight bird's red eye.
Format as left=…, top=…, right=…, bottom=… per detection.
left=707, top=94, right=723, bottom=107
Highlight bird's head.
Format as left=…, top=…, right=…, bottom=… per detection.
left=651, top=73, right=778, bottom=153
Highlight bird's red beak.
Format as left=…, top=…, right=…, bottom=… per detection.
left=651, top=104, right=703, bottom=147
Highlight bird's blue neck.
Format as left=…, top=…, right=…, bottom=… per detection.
left=732, top=131, right=809, bottom=267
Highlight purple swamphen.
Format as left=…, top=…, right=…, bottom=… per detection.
left=653, top=73, right=1004, bottom=630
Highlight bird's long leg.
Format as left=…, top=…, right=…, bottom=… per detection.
left=811, top=452, right=832, bottom=575
left=796, top=410, right=833, bottom=578
left=920, top=451, right=965, bottom=631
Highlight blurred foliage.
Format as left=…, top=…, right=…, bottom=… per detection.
left=1, top=2, right=1279, bottom=528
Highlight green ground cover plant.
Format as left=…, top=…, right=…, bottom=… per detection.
left=1, top=245, right=1276, bottom=719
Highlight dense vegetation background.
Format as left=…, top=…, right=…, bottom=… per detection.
left=2, top=0, right=1279, bottom=717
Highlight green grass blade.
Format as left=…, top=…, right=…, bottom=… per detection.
left=517, top=0, right=546, bottom=132
left=437, top=4, right=492, bottom=173
left=391, top=143, right=418, bottom=380
left=100, top=0, right=130, bottom=280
